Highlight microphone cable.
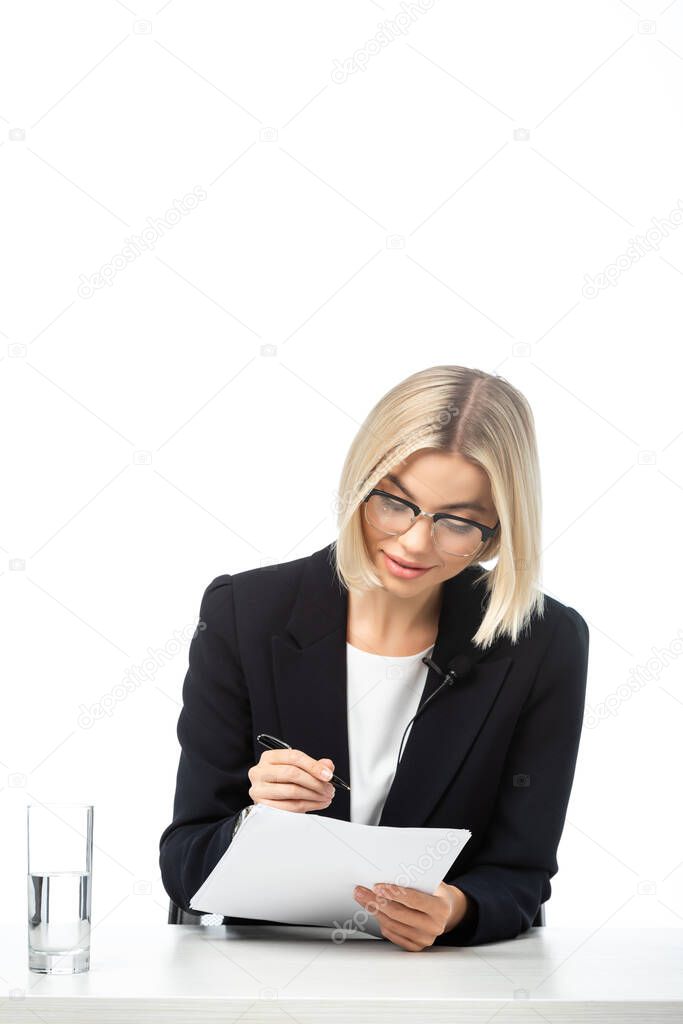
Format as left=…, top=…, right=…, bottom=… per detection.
left=394, top=652, right=477, bottom=778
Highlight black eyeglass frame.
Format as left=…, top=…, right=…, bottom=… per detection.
left=362, top=488, right=500, bottom=554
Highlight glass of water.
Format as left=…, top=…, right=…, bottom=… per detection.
left=27, top=803, right=93, bottom=974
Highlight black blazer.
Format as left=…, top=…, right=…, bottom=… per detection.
left=159, top=540, right=590, bottom=946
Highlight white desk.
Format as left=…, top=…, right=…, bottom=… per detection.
left=1, top=923, right=681, bottom=1022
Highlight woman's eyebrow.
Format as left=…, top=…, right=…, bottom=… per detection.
left=385, top=472, right=488, bottom=514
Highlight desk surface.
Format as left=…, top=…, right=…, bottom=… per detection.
left=1, top=923, right=682, bottom=1023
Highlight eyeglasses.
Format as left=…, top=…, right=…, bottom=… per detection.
left=362, top=488, right=500, bottom=558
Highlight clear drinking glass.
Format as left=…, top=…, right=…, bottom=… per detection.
left=27, top=802, right=93, bottom=974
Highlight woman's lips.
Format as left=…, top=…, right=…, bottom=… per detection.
left=382, top=550, right=433, bottom=579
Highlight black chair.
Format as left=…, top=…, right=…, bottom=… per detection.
left=168, top=901, right=222, bottom=925
left=168, top=898, right=546, bottom=927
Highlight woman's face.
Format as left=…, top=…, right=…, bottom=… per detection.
left=361, top=448, right=498, bottom=593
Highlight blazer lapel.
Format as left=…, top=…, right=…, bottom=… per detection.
left=272, top=543, right=353, bottom=821
left=271, top=542, right=513, bottom=828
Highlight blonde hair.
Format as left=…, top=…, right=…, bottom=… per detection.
left=332, top=365, right=545, bottom=650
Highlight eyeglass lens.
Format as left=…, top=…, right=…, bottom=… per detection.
left=365, top=493, right=483, bottom=557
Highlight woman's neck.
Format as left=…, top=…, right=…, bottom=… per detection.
left=346, top=583, right=443, bottom=656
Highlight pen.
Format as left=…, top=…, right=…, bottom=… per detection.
left=256, top=733, right=351, bottom=792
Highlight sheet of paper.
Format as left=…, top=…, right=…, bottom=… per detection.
left=190, top=804, right=471, bottom=938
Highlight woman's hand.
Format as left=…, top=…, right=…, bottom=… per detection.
left=248, top=748, right=336, bottom=813
left=353, top=880, right=470, bottom=951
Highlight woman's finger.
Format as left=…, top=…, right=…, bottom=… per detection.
left=260, top=748, right=335, bottom=789
left=252, top=780, right=334, bottom=804
left=253, top=797, right=332, bottom=812
left=368, top=893, right=418, bottom=928
left=355, top=886, right=420, bottom=928
left=258, top=763, right=334, bottom=798
left=380, top=924, right=423, bottom=951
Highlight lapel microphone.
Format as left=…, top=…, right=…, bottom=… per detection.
left=394, top=652, right=477, bottom=773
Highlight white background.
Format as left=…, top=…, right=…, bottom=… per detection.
left=1, top=0, right=682, bottom=945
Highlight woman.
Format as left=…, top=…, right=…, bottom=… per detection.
left=159, top=365, right=590, bottom=951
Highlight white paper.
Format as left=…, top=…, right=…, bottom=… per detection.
left=190, top=804, right=471, bottom=938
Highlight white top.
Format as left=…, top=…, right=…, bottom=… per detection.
left=346, top=640, right=435, bottom=826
